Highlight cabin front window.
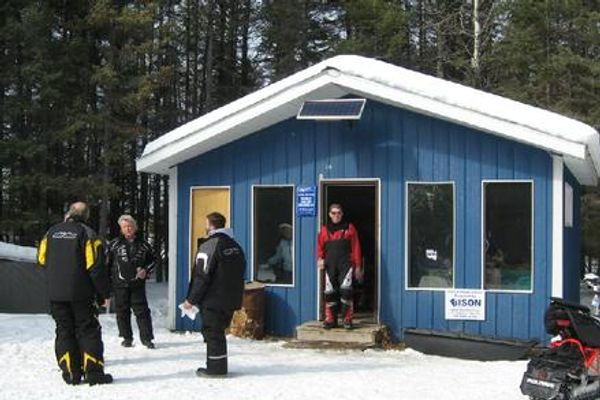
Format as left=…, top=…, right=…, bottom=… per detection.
left=407, top=182, right=454, bottom=289
left=483, top=181, right=533, bottom=291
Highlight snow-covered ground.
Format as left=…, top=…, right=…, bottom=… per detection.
left=0, top=281, right=527, bottom=400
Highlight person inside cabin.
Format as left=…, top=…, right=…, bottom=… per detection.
left=267, top=223, right=293, bottom=284
left=317, top=203, right=363, bottom=330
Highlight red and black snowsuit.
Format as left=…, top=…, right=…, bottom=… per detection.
left=317, top=221, right=362, bottom=324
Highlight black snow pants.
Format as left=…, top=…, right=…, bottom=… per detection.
left=201, top=307, right=234, bottom=374
left=114, top=284, right=154, bottom=343
left=50, top=301, right=106, bottom=381
left=324, top=236, right=354, bottom=322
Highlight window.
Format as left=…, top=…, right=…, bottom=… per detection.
left=407, top=183, right=454, bottom=289
left=253, top=186, right=294, bottom=286
left=483, top=181, right=533, bottom=291
left=565, top=182, right=573, bottom=228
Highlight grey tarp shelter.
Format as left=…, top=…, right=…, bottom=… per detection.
left=0, top=242, right=49, bottom=313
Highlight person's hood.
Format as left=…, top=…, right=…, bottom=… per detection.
left=209, top=228, right=234, bottom=238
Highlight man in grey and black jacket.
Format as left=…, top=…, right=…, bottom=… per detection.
left=107, top=215, right=155, bottom=349
left=182, top=212, right=245, bottom=378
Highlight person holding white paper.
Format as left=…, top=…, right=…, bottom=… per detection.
left=181, top=212, right=245, bottom=378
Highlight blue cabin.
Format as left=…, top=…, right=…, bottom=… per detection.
left=137, top=56, right=600, bottom=343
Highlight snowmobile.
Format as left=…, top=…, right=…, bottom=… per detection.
left=520, top=297, right=600, bottom=399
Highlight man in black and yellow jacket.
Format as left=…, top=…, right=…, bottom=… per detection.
left=38, top=202, right=113, bottom=386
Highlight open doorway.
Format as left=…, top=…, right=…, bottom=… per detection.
left=319, top=180, right=379, bottom=323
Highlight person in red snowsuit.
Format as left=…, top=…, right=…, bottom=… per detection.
left=317, top=203, right=362, bottom=329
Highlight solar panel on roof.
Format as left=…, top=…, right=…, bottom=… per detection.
left=297, top=98, right=366, bottom=120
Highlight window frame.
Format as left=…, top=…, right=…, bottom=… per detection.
left=250, top=184, right=296, bottom=288
left=404, top=181, right=456, bottom=291
left=481, top=179, right=535, bottom=294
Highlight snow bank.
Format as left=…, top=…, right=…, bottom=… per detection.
left=0, top=241, right=37, bottom=263
left=0, top=282, right=528, bottom=400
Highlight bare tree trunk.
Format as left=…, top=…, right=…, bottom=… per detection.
left=418, top=0, right=426, bottom=66
left=471, top=0, right=481, bottom=87
left=201, top=0, right=216, bottom=113
left=240, top=0, right=252, bottom=94
left=436, top=20, right=444, bottom=78
left=98, top=123, right=110, bottom=239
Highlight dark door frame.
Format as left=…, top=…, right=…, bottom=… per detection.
left=317, top=178, right=381, bottom=323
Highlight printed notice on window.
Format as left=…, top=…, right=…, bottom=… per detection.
left=445, top=289, right=486, bottom=321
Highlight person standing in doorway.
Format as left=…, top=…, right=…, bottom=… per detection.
left=37, top=202, right=113, bottom=385
left=182, top=212, right=246, bottom=378
left=107, top=215, right=156, bottom=349
left=317, top=203, right=362, bottom=329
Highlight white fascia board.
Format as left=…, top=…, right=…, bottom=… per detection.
left=564, top=156, right=598, bottom=186
left=552, top=156, right=564, bottom=299
left=585, top=138, right=600, bottom=181
left=332, top=74, right=588, bottom=161
left=166, top=166, right=178, bottom=331
left=137, top=74, right=344, bottom=174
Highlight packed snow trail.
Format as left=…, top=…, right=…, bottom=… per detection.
left=0, top=282, right=527, bottom=399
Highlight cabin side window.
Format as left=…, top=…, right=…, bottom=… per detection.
left=483, top=181, right=533, bottom=291
left=252, top=186, right=295, bottom=286
left=407, top=182, right=455, bottom=289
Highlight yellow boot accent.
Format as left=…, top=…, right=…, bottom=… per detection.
left=82, top=352, right=104, bottom=372
left=58, top=352, right=72, bottom=379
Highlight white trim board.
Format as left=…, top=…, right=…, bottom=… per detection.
left=552, top=156, right=564, bottom=298
left=137, top=55, right=599, bottom=186
left=166, top=167, right=178, bottom=331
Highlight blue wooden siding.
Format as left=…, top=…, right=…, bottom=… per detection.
left=176, top=100, right=553, bottom=341
left=563, top=167, right=581, bottom=303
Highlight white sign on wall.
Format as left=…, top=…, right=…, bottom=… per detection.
left=445, top=289, right=486, bottom=321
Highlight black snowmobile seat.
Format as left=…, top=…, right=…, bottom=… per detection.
left=546, top=298, right=600, bottom=348
left=550, top=297, right=590, bottom=313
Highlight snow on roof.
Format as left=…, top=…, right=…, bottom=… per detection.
left=137, top=55, right=600, bottom=185
left=0, top=242, right=37, bottom=263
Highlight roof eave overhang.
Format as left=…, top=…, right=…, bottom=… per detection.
left=137, top=67, right=599, bottom=185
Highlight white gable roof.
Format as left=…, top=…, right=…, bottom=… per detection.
left=137, top=55, right=600, bottom=185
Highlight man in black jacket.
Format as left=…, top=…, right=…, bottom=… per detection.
left=37, top=202, right=113, bottom=386
left=182, top=212, right=245, bottom=378
left=107, top=215, right=155, bottom=349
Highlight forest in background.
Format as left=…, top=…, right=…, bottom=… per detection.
left=1, top=0, right=598, bottom=280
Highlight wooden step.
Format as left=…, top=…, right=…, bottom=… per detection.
left=295, top=320, right=386, bottom=345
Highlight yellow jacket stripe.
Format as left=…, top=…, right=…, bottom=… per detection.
left=37, top=238, right=48, bottom=266
left=85, top=239, right=103, bottom=271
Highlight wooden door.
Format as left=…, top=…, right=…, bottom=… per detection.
left=189, top=187, right=230, bottom=280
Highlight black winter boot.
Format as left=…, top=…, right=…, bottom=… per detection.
left=86, top=372, right=113, bottom=385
